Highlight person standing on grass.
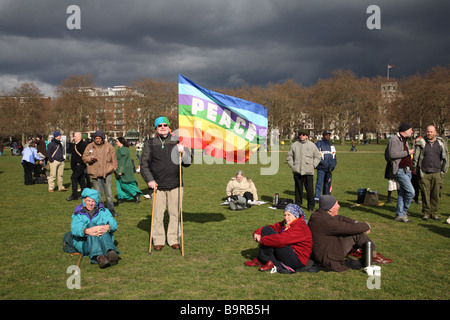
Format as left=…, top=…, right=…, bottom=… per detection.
left=286, top=130, right=321, bottom=211
left=413, top=125, right=448, bottom=221
left=115, top=137, right=142, bottom=204
left=66, top=132, right=88, bottom=201
left=140, top=116, right=191, bottom=251
left=385, top=123, right=415, bottom=223
left=82, top=130, right=118, bottom=217
left=47, top=131, right=67, bottom=192
left=21, top=140, right=44, bottom=185
left=314, top=130, right=337, bottom=203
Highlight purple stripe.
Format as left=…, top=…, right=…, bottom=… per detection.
left=179, top=94, right=267, bottom=135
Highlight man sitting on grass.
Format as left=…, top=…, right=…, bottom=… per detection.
left=308, top=195, right=392, bottom=272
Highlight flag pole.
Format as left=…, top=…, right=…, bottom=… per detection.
left=387, top=65, right=389, bottom=80
left=178, top=75, right=184, bottom=257
left=148, top=187, right=156, bottom=255
left=179, top=152, right=184, bottom=257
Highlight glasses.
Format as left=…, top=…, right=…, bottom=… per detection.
left=157, top=124, right=168, bottom=128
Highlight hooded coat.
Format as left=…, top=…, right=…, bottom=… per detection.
left=70, top=188, right=118, bottom=257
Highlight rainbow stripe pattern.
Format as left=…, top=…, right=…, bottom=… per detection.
left=178, top=74, right=268, bottom=163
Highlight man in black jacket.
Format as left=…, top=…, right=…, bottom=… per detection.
left=66, top=132, right=88, bottom=201
left=47, top=131, right=67, bottom=192
left=140, top=116, right=191, bottom=251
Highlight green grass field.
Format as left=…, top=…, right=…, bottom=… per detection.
left=0, top=143, right=449, bottom=300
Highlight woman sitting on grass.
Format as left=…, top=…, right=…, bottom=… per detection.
left=226, top=170, right=258, bottom=202
left=68, top=188, right=120, bottom=268
left=245, top=203, right=313, bottom=273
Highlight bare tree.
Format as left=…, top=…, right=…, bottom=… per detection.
left=8, top=83, right=48, bottom=142
left=131, top=78, right=177, bottom=139
left=54, top=74, right=96, bottom=136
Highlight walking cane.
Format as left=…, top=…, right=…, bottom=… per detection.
left=148, top=187, right=156, bottom=255
left=179, top=152, right=184, bottom=257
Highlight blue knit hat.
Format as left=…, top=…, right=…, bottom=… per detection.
left=154, top=116, right=170, bottom=128
left=53, top=131, right=61, bottom=138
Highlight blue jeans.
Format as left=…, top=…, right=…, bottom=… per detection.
left=92, top=174, right=115, bottom=212
left=394, top=169, right=415, bottom=217
left=314, top=170, right=332, bottom=200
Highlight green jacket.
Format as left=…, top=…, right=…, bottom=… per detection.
left=287, top=139, right=321, bottom=175
left=413, top=136, right=449, bottom=178
left=116, top=146, right=137, bottom=183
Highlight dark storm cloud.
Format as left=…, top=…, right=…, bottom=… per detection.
left=0, top=0, right=448, bottom=96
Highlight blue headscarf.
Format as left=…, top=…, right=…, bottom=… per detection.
left=285, top=203, right=307, bottom=223
left=81, top=188, right=100, bottom=208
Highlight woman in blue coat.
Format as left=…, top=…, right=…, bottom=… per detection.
left=70, top=188, right=120, bottom=268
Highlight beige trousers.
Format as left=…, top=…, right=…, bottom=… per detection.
left=48, top=160, right=65, bottom=190
left=152, top=187, right=182, bottom=247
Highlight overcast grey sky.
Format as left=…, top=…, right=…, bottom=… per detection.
left=0, top=0, right=448, bottom=97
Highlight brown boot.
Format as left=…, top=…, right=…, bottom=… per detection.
left=107, top=250, right=119, bottom=266
left=97, top=255, right=110, bottom=268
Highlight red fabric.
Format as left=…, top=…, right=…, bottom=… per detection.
left=254, top=217, right=312, bottom=266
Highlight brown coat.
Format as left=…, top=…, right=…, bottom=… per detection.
left=308, top=208, right=370, bottom=272
left=82, top=141, right=117, bottom=178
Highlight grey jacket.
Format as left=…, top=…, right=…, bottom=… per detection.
left=385, top=133, right=411, bottom=176
left=413, top=136, right=448, bottom=178
left=287, top=139, right=321, bottom=175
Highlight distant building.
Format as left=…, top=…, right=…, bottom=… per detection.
left=81, top=86, right=142, bottom=140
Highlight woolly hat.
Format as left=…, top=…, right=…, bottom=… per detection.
left=285, top=203, right=305, bottom=220
left=93, top=130, right=105, bottom=140
left=298, top=129, right=309, bottom=137
left=398, top=123, right=412, bottom=133
left=154, top=116, right=170, bottom=128
left=319, top=195, right=337, bottom=211
left=53, top=131, right=61, bottom=138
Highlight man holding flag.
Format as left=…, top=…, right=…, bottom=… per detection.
left=140, top=116, right=191, bottom=251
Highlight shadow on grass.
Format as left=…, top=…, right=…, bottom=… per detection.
left=343, top=189, right=424, bottom=220
left=419, top=223, right=450, bottom=238
left=240, top=247, right=259, bottom=260
left=342, top=201, right=394, bottom=220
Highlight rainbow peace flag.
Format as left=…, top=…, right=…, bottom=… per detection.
left=178, top=74, right=268, bottom=163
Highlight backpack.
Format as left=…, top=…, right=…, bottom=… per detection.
left=276, top=198, right=293, bottom=210
left=228, top=196, right=251, bottom=211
